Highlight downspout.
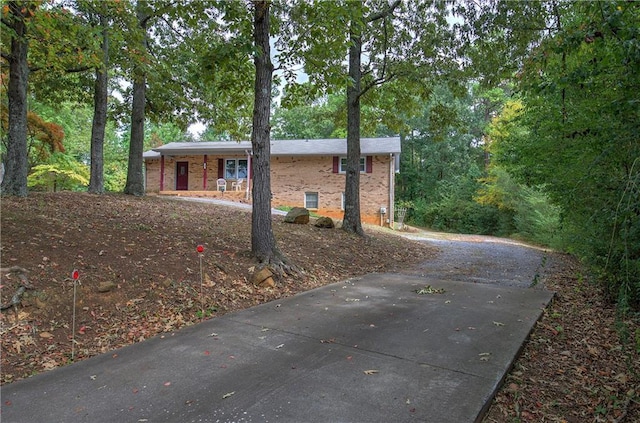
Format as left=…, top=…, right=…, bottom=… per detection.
left=160, top=155, right=165, bottom=191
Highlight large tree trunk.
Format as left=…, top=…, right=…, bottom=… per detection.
left=88, top=16, right=109, bottom=195
left=250, top=0, right=288, bottom=269
left=1, top=2, right=32, bottom=197
left=124, top=5, right=148, bottom=197
left=342, top=7, right=365, bottom=236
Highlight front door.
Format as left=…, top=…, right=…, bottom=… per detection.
left=176, top=162, right=189, bottom=190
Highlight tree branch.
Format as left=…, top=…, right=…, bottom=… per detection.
left=365, top=0, right=401, bottom=23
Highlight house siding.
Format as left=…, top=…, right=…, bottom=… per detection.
left=144, top=153, right=393, bottom=226
left=270, top=155, right=390, bottom=224
left=146, top=155, right=233, bottom=191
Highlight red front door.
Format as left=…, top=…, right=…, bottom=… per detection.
left=176, top=162, right=189, bottom=190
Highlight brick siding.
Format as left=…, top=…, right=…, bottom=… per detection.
left=145, top=154, right=393, bottom=225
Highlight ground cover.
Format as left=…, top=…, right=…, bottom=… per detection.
left=1, top=192, right=638, bottom=422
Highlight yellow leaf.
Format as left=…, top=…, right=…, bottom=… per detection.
left=363, top=370, right=379, bottom=375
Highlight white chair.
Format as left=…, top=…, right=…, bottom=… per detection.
left=216, top=178, right=226, bottom=191
left=232, top=178, right=244, bottom=191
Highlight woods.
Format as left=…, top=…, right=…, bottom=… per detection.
left=1, top=1, right=638, bottom=308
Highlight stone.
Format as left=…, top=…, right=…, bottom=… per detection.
left=259, top=276, right=276, bottom=288
left=284, top=207, right=310, bottom=224
left=314, top=216, right=335, bottom=228
left=97, top=281, right=116, bottom=293
left=250, top=267, right=273, bottom=286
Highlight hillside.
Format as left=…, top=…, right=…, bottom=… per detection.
left=1, top=192, right=638, bottom=422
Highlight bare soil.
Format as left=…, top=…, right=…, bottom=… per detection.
left=1, top=192, right=638, bottom=422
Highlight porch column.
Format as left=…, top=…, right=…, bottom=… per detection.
left=203, top=155, right=208, bottom=190
left=389, top=153, right=395, bottom=228
left=160, top=155, right=165, bottom=191
left=245, top=150, right=252, bottom=200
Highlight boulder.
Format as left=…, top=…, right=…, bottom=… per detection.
left=284, top=207, right=310, bottom=224
left=314, top=216, right=335, bottom=229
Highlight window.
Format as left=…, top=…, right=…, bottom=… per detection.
left=225, top=159, right=248, bottom=179
left=305, top=192, right=319, bottom=209
left=339, top=157, right=366, bottom=173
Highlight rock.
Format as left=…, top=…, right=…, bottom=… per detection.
left=314, top=216, right=335, bottom=228
left=284, top=207, right=310, bottom=224
left=250, top=267, right=273, bottom=286
left=259, top=276, right=276, bottom=288
left=97, top=281, right=116, bottom=293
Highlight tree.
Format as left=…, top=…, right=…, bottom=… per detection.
left=1, top=0, right=101, bottom=196
left=272, top=93, right=340, bottom=139
left=87, top=8, right=109, bottom=194
left=486, top=1, right=640, bottom=309
left=250, top=0, right=291, bottom=270
left=1, top=1, right=36, bottom=197
left=279, top=0, right=460, bottom=235
left=123, top=0, right=150, bottom=196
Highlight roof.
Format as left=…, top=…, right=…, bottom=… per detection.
left=144, top=137, right=401, bottom=158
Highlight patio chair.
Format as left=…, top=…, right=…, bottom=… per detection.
left=232, top=178, right=244, bottom=191
left=216, top=178, right=226, bottom=191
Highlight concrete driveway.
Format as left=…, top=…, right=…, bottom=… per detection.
left=2, top=198, right=554, bottom=422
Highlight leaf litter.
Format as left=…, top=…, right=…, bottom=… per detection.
left=1, top=193, right=638, bottom=422
left=1, top=193, right=435, bottom=385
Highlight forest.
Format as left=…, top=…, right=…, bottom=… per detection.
left=1, top=1, right=638, bottom=311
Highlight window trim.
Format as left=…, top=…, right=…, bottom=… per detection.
left=224, top=158, right=248, bottom=180
left=333, top=156, right=372, bottom=174
left=339, top=157, right=366, bottom=173
left=304, top=192, right=319, bottom=209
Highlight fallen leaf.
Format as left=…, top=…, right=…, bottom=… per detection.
left=222, top=391, right=235, bottom=399
left=39, top=332, right=53, bottom=339
left=41, top=359, right=57, bottom=370
left=164, top=381, right=171, bottom=386
left=493, top=321, right=505, bottom=327
left=363, top=370, right=379, bottom=375
left=479, top=352, right=492, bottom=362
left=415, top=285, right=445, bottom=294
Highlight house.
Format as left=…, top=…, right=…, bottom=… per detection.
left=143, top=137, right=401, bottom=226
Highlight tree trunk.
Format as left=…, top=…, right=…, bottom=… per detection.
left=124, top=5, right=148, bottom=197
left=342, top=6, right=365, bottom=236
left=88, top=16, right=108, bottom=195
left=250, top=0, right=288, bottom=269
left=1, top=2, right=32, bottom=197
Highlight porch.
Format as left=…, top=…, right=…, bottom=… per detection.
left=156, top=190, right=251, bottom=204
